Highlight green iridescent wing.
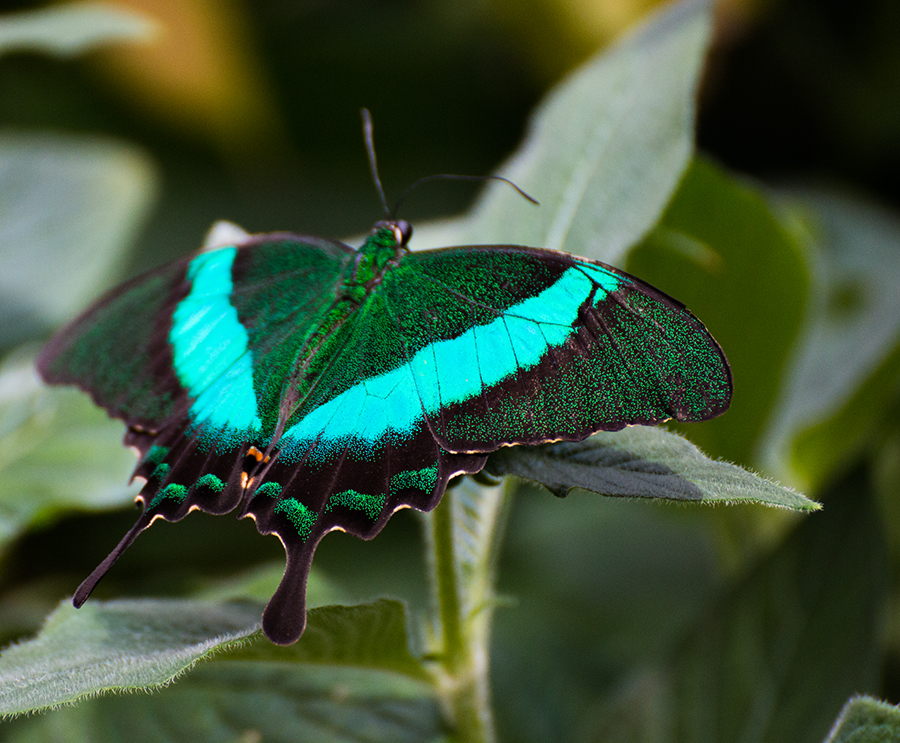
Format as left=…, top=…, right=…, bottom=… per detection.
left=386, top=245, right=732, bottom=449
left=37, top=255, right=193, bottom=430
left=37, top=233, right=361, bottom=630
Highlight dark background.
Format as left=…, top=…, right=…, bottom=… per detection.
left=2, top=0, right=897, bottom=268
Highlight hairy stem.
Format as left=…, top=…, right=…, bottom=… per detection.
left=427, top=478, right=510, bottom=743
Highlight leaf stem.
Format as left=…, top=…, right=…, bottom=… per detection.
left=429, top=486, right=496, bottom=743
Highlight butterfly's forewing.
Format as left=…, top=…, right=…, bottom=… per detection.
left=36, top=234, right=357, bottom=615
left=380, top=245, right=732, bottom=451
left=37, top=258, right=192, bottom=430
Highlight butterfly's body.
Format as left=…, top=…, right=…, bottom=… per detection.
left=38, top=219, right=731, bottom=644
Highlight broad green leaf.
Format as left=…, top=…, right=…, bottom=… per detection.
left=1, top=600, right=442, bottom=742
left=0, top=132, right=157, bottom=346
left=0, top=598, right=262, bottom=715
left=224, top=600, right=431, bottom=680
left=413, top=0, right=711, bottom=263
left=2, top=663, right=442, bottom=743
left=588, top=470, right=888, bottom=743
left=0, top=3, right=157, bottom=57
left=0, top=599, right=430, bottom=714
left=628, top=157, right=810, bottom=466
left=488, top=427, right=817, bottom=512
left=825, top=695, right=900, bottom=743
left=761, top=191, right=900, bottom=491
left=0, top=348, right=137, bottom=550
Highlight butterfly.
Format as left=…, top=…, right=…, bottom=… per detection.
left=37, top=213, right=731, bottom=644
left=38, top=101, right=733, bottom=649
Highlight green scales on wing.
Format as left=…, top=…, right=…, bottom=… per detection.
left=37, top=219, right=732, bottom=645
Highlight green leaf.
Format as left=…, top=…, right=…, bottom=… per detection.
left=0, top=348, right=137, bottom=551
left=1, top=600, right=442, bottom=742
left=3, top=664, right=442, bottom=743
left=588, top=469, right=888, bottom=743
left=488, top=426, right=818, bottom=512
left=414, top=0, right=711, bottom=264
left=761, top=191, right=900, bottom=491
left=445, top=477, right=510, bottom=620
left=0, top=3, right=157, bottom=57
left=825, top=695, right=900, bottom=743
left=0, top=598, right=431, bottom=707
left=0, top=598, right=262, bottom=716
left=225, top=600, right=431, bottom=680
left=0, top=133, right=157, bottom=346
left=628, top=157, right=811, bottom=466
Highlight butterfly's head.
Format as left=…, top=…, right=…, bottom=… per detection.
left=373, top=219, right=413, bottom=249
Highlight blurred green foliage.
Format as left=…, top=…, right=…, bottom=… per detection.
left=0, top=0, right=899, bottom=741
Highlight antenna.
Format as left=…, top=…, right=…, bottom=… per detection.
left=391, top=173, right=538, bottom=219
left=361, top=108, right=390, bottom=218
left=360, top=108, right=539, bottom=220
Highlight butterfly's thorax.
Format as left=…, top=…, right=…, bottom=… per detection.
left=272, top=227, right=407, bottom=439
left=342, top=226, right=407, bottom=300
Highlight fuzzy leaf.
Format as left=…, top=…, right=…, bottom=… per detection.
left=0, top=598, right=434, bottom=730
left=488, top=426, right=817, bottom=512
left=0, top=3, right=157, bottom=57
left=413, top=0, right=711, bottom=265
left=0, top=133, right=156, bottom=346
left=0, top=598, right=262, bottom=716
left=223, top=601, right=431, bottom=680
left=444, top=477, right=509, bottom=618
left=825, top=695, right=900, bottom=743
left=3, top=663, right=441, bottom=743
left=0, top=349, right=137, bottom=550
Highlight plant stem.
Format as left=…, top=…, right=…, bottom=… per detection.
left=429, top=486, right=496, bottom=743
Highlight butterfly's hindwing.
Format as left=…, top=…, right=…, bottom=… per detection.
left=135, top=421, right=249, bottom=517
left=244, top=430, right=486, bottom=644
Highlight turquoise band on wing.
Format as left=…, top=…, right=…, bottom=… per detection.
left=278, top=265, right=621, bottom=463
left=169, top=247, right=262, bottom=441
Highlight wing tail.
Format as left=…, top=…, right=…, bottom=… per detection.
left=72, top=509, right=153, bottom=607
